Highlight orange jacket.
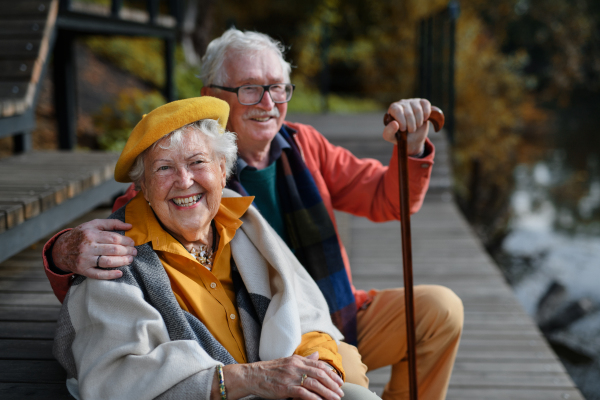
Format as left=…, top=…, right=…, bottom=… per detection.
left=43, top=122, right=434, bottom=308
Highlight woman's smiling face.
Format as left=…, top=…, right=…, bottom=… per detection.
left=140, top=130, right=226, bottom=244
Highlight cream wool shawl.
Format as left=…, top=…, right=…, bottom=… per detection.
left=53, top=189, right=343, bottom=400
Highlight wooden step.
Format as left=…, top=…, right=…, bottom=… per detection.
left=0, top=20, right=46, bottom=38
left=0, top=1, right=52, bottom=17
left=0, top=40, right=42, bottom=59
left=0, top=60, right=36, bottom=80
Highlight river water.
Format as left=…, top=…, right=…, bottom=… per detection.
left=496, top=132, right=600, bottom=397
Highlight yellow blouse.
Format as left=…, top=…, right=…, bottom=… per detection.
left=124, top=192, right=344, bottom=376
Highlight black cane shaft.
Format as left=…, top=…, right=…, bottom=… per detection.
left=396, top=131, right=418, bottom=400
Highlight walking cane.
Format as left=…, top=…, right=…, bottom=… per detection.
left=383, top=106, right=445, bottom=400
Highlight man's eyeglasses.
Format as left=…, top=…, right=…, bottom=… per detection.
left=209, top=83, right=295, bottom=106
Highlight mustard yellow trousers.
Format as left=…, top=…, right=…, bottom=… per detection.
left=339, top=285, right=463, bottom=400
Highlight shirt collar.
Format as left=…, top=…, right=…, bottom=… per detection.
left=125, top=191, right=254, bottom=258
left=235, top=130, right=291, bottom=180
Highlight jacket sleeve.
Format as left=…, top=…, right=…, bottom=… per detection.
left=56, top=278, right=218, bottom=400
left=294, top=332, right=345, bottom=381
left=290, top=122, right=435, bottom=222
left=42, top=183, right=140, bottom=303
left=43, top=230, right=74, bottom=303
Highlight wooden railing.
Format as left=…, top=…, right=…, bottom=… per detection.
left=0, top=0, right=183, bottom=154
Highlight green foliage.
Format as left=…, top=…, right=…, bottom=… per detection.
left=85, top=37, right=202, bottom=99
left=288, top=81, right=383, bottom=113
left=174, top=46, right=203, bottom=100
left=467, top=0, right=600, bottom=102
left=95, top=89, right=166, bottom=152
left=85, top=36, right=165, bottom=88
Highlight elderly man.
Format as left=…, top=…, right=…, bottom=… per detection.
left=44, top=28, right=463, bottom=400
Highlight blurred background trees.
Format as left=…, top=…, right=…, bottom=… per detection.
left=12, top=0, right=597, bottom=252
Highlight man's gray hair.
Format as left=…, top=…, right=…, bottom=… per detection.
left=128, top=119, right=237, bottom=190
left=199, top=27, right=292, bottom=86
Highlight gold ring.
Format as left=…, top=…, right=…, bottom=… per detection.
left=300, top=373, right=307, bottom=386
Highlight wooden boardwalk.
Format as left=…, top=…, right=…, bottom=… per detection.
left=0, top=113, right=585, bottom=399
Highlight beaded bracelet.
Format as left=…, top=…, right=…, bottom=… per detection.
left=217, top=365, right=227, bottom=400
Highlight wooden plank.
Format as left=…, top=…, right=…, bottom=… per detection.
left=0, top=82, right=28, bottom=101
left=0, top=279, right=53, bottom=292
left=0, top=306, right=60, bottom=321
left=368, top=369, right=573, bottom=388
left=0, top=339, right=54, bottom=359
left=453, top=361, right=567, bottom=373
left=0, top=268, right=48, bottom=280
left=0, top=183, right=69, bottom=206
left=0, top=360, right=66, bottom=383
left=0, top=40, right=41, bottom=58
left=0, top=21, right=46, bottom=38
left=0, top=383, right=71, bottom=400
left=0, top=259, right=45, bottom=269
left=0, top=1, right=52, bottom=17
left=0, top=166, right=100, bottom=192
left=0, top=204, right=25, bottom=229
left=0, top=60, right=36, bottom=79
left=445, top=388, right=584, bottom=400
left=0, top=321, right=57, bottom=339
left=0, top=293, right=61, bottom=307
left=0, top=195, right=41, bottom=219
left=0, top=176, right=81, bottom=199
left=0, top=189, right=56, bottom=211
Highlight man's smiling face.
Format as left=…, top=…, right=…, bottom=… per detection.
left=204, top=49, right=288, bottom=154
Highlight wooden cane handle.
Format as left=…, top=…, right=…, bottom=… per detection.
left=384, top=105, right=445, bottom=132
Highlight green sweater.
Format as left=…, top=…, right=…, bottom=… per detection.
left=239, top=162, right=289, bottom=244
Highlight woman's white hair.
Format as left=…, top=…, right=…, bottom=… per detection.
left=128, top=119, right=237, bottom=190
left=199, top=27, right=292, bottom=86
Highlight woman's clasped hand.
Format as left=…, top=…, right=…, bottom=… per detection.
left=219, top=352, right=345, bottom=400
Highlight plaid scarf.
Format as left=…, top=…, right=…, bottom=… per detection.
left=228, top=125, right=357, bottom=344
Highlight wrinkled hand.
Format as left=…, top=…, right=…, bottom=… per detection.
left=382, top=98, right=432, bottom=156
left=223, top=352, right=344, bottom=400
left=51, top=219, right=136, bottom=279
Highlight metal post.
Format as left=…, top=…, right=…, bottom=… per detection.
left=418, top=20, right=425, bottom=98
left=426, top=17, right=433, bottom=101
left=53, top=30, right=78, bottom=150
left=59, top=0, right=72, bottom=13
left=13, top=132, right=33, bottom=154
left=164, top=37, right=176, bottom=102
left=170, top=0, right=184, bottom=27
left=111, top=0, right=124, bottom=17
left=319, top=25, right=331, bottom=112
left=148, top=0, right=160, bottom=25
left=447, top=1, right=460, bottom=144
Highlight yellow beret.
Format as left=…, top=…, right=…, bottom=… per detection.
left=114, top=96, right=229, bottom=182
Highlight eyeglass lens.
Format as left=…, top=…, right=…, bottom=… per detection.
left=238, top=84, right=293, bottom=105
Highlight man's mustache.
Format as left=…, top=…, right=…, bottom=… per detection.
left=243, top=108, right=280, bottom=120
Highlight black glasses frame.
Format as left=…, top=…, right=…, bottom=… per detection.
left=209, top=83, right=295, bottom=105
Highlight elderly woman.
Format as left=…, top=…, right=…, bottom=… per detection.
left=53, top=97, right=379, bottom=400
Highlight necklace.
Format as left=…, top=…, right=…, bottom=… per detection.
left=189, top=221, right=217, bottom=270
left=190, top=245, right=214, bottom=270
